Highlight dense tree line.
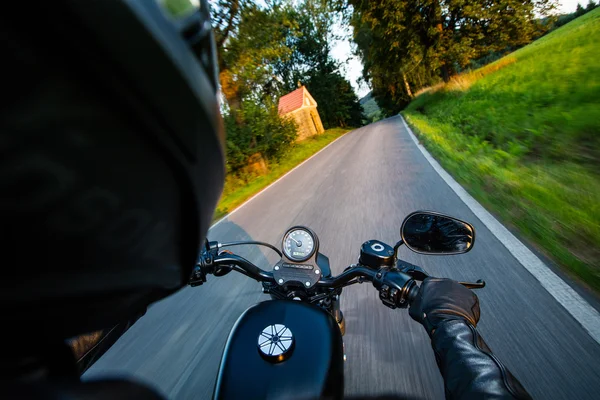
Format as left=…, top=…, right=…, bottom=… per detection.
left=555, top=0, right=599, bottom=28
left=210, top=0, right=363, bottom=176
left=347, top=0, right=557, bottom=115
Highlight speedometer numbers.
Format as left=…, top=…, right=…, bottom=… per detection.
left=276, top=226, right=321, bottom=288
left=283, top=228, right=315, bottom=262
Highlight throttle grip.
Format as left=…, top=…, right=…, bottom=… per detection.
left=407, top=283, right=420, bottom=306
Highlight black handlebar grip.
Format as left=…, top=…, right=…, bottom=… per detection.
left=407, top=282, right=420, bottom=306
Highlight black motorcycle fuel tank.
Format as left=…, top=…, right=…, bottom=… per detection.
left=213, top=300, right=344, bottom=400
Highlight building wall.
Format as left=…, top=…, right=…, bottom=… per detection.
left=288, top=106, right=325, bottom=141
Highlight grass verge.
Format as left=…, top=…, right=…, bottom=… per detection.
left=402, top=9, right=600, bottom=292
left=214, top=127, right=352, bottom=221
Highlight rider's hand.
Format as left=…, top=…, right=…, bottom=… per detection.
left=409, top=278, right=480, bottom=336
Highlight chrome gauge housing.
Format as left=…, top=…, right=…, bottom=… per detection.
left=282, top=227, right=318, bottom=262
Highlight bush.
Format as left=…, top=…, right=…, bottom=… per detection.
left=224, top=101, right=298, bottom=175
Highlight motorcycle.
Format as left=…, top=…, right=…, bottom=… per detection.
left=189, top=211, right=485, bottom=400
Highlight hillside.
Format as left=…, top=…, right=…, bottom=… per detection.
left=402, top=9, right=600, bottom=290
left=358, top=91, right=371, bottom=105
left=359, top=91, right=382, bottom=123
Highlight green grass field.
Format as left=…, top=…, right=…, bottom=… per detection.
left=403, top=9, right=600, bottom=291
left=214, top=128, right=352, bottom=221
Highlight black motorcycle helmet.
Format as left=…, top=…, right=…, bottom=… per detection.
left=1, top=0, right=225, bottom=340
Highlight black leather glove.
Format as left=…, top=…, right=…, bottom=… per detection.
left=409, top=278, right=531, bottom=399
left=409, top=277, right=480, bottom=336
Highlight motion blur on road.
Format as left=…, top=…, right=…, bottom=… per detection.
left=86, top=118, right=600, bottom=399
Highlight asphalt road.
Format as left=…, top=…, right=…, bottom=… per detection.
left=85, top=116, right=600, bottom=399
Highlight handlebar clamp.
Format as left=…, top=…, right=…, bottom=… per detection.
left=372, top=269, right=415, bottom=309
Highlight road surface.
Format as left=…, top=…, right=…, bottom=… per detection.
left=86, top=116, right=600, bottom=399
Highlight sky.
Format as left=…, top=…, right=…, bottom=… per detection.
left=331, top=0, right=584, bottom=100
left=558, top=0, right=585, bottom=13
left=331, top=35, right=370, bottom=98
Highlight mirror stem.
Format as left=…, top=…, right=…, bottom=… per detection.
left=393, top=240, right=404, bottom=259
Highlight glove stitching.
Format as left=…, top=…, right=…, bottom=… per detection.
left=467, top=323, right=532, bottom=400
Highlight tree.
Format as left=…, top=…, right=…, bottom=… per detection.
left=586, top=0, right=597, bottom=12
left=304, top=70, right=363, bottom=128
left=213, top=2, right=298, bottom=114
left=211, top=0, right=242, bottom=54
left=349, top=0, right=557, bottom=113
left=350, top=1, right=441, bottom=114
left=208, top=0, right=364, bottom=177
left=275, top=0, right=333, bottom=88
left=209, top=1, right=301, bottom=174
left=276, top=0, right=364, bottom=128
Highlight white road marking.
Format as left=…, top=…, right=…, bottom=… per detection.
left=400, top=116, right=600, bottom=344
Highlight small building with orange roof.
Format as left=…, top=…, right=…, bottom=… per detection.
left=278, top=85, right=325, bottom=140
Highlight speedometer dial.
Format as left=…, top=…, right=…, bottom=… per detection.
left=283, top=228, right=316, bottom=262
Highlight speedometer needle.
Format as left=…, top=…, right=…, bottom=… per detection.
left=290, top=238, right=302, bottom=246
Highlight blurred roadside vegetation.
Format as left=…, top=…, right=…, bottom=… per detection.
left=402, top=9, right=600, bottom=291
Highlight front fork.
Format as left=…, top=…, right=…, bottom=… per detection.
left=331, top=295, right=345, bottom=336
left=331, top=295, right=347, bottom=362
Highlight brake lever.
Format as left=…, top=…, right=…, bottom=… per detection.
left=458, top=279, right=486, bottom=289
left=397, top=259, right=485, bottom=290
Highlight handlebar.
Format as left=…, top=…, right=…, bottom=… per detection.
left=211, top=254, right=383, bottom=290
left=316, top=266, right=377, bottom=288
left=195, top=251, right=417, bottom=309
left=191, top=241, right=485, bottom=310
left=213, top=253, right=274, bottom=282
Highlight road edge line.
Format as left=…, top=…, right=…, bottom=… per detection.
left=211, top=129, right=354, bottom=229
left=400, top=115, right=600, bottom=344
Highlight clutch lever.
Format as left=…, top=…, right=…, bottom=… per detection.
left=190, top=240, right=223, bottom=286
left=213, top=250, right=234, bottom=277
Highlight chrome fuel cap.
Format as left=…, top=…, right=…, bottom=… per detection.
left=257, top=324, right=294, bottom=363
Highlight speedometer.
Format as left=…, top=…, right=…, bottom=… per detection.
left=282, top=227, right=317, bottom=262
